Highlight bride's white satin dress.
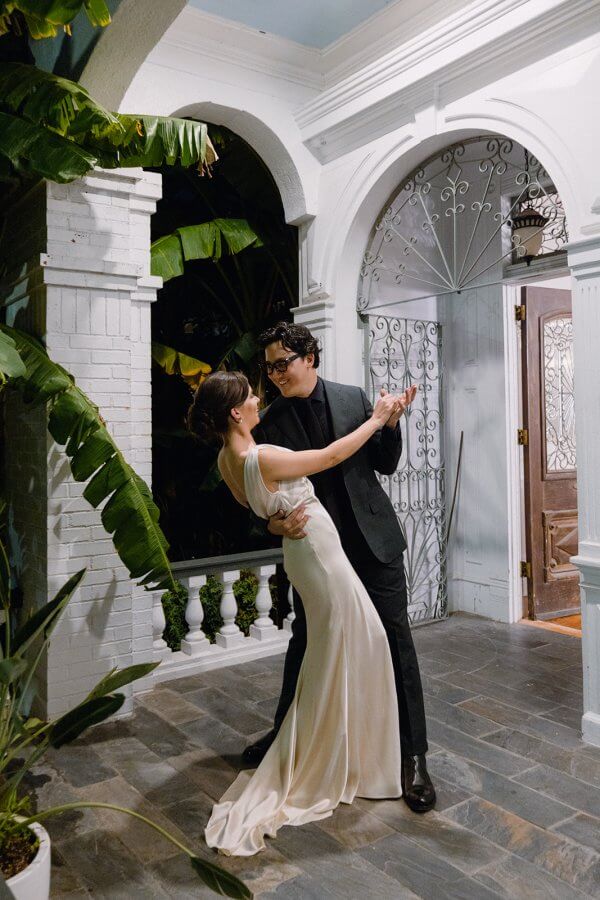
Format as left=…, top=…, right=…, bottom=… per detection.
left=205, top=444, right=402, bottom=856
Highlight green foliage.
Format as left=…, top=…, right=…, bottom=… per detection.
left=1, top=324, right=176, bottom=592
left=0, top=1, right=111, bottom=40
left=0, top=522, right=250, bottom=898
left=162, top=571, right=265, bottom=651
left=151, top=218, right=262, bottom=282
left=0, top=61, right=217, bottom=184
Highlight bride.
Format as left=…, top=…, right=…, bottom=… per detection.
left=188, top=370, right=404, bottom=857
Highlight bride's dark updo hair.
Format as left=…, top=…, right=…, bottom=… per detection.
left=188, top=371, right=250, bottom=445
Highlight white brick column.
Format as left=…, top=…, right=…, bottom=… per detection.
left=568, top=236, right=600, bottom=747
left=3, top=169, right=162, bottom=718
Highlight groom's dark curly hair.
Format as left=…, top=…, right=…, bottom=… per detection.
left=258, top=321, right=321, bottom=368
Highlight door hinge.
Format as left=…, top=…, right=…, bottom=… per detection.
left=517, top=428, right=529, bottom=446
left=520, top=561, right=532, bottom=579
left=515, top=304, right=526, bottom=322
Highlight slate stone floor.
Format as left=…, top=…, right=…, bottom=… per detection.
left=31, top=612, right=600, bottom=899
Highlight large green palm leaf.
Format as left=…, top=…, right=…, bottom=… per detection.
left=0, top=62, right=217, bottom=184
left=151, top=218, right=261, bottom=282
left=1, top=325, right=176, bottom=591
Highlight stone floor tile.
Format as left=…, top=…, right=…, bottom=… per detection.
left=429, top=774, right=472, bottom=812
left=514, top=764, right=600, bottom=818
left=421, top=674, right=477, bottom=705
left=357, top=798, right=507, bottom=874
left=425, top=694, right=500, bottom=738
left=49, top=846, right=88, bottom=896
left=54, top=829, right=170, bottom=899
left=551, top=812, right=600, bottom=854
left=444, top=796, right=600, bottom=895
left=247, top=669, right=288, bottom=697
left=26, top=766, right=99, bottom=843
left=148, top=853, right=219, bottom=899
left=205, top=843, right=302, bottom=896
left=357, top=828, right=504, bottom=900
left=474, top=852, right=589, bottom=899
left=44, top=745, right=117, bottom=788
left=273, top=820, right=417, bottom=899
left=483, top=728, right=600, bottom=788
left=458, top=695, right=534, bottom=730
left=130, top=706, right=195, bottom=759
left=179, top=711, right=255, bottom=758
left=314, top=801, right=396, bottom=849
left=74, top=775, right=195, bottom=863
left=541, top=704, right=584, bottom=731
left=184, top=686, right=273, bottom=735
left=427, top=750, right=574, bottom=827
left=165, top=747, right=238, bottom=801
left=137, top=687, right=205, bottom=725
left=441, top=670, right=558, bottom=715
left=426, top=719, right=532, bottom=777
left=194, top=666, right=277, bottom=703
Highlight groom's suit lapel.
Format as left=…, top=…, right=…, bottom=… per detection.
left=261, top=396, right=310, bottom=450
left=322, top=380, right=352, bottom=440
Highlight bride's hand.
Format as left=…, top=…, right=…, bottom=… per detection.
left=372, top=393, right=400, bottom=426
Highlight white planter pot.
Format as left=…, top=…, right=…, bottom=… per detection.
left=6, top=822, right=51, bottom=900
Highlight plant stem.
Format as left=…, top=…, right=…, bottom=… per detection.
left=19, top=802, right=195, bottom=857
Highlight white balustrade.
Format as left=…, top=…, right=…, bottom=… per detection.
left=283, top=582, right=296, bottom=632
left=180, top=574, right=209, bottom=655
left=250, top=565, right=279, bottom=640
left=151, top=549, right=290, bottom=684
left=215, top=569, right=245, bottom=648
left=152, top=589, right=169, bottom=660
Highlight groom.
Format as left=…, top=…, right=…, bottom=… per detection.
left=245, top=321, right=435, bottom=813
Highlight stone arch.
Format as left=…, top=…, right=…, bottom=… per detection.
left=78, top=0, right=187, bottom=108
left=171, top=102, right=314, bottom=227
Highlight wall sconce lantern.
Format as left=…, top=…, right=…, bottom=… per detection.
left=512, top=206, right=548, bottom=263
left=511, top=148, right=548, bottom=264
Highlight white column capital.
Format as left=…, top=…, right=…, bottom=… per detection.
left=567, top=236, right=600, bottom=278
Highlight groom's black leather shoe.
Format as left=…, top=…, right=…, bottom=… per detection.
left=242, top=729, right=277, bottom=766
left=401, top=754, right=436, bottom=813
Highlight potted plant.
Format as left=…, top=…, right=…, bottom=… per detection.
left=0, top=523, right=250, bottom=899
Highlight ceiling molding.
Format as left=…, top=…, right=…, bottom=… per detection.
left=157, top=6, right=323, bottom=92
left=298, top=0, right=600, bottom=162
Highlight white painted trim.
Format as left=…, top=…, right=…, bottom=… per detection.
left=502, top=284, right=525, bottom=624
left=582, top=711, right=600, bottom=747
left=297, top=0, right=600, bottom=161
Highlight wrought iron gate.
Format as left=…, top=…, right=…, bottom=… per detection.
left=365, top=315, right=447, bottom=624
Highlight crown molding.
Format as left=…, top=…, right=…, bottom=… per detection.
left=155, top=5, right=323, bottom=92
left=298, top=0, right=600, bottom=162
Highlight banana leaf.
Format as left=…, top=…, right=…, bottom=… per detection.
left=0, top=109, right=98, bottom=183
left=1, top=326, right=176, bottom=591
left=0, top=63, right=217, bottom=184
left=0, top=329, right=26, bottom=382
left=151, top=219, right=261, bottom=282
left=151, top=342, right=211, bottom=384
left=0, top=1, right=111, bottom=38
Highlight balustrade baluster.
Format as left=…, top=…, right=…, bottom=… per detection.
left=152, top=589, right=169, bottom=659
left=250, top=565, right=278, bottom=640
left=181, top=574, right=209, bottom=655
left=215, top=569, right=245, bottom=648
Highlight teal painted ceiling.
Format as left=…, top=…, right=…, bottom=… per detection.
left=187, top=0, right=395, bottom=48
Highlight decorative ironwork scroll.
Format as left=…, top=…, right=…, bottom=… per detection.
left=358, top=137, right=568, bottom=313
left=543, top=315, right=576, bottom=473
left=367, top=315, right=447, bottom=623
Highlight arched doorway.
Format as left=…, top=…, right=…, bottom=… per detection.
left=150, top=124, right=298, bottom=561
left=357, top=135, right=574, bottom=628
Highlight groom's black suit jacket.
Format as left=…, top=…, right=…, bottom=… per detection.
left=252, top=379, right=407, bottom=564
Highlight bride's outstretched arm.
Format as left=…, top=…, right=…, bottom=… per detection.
left=258, top=393, right=399, bottom=483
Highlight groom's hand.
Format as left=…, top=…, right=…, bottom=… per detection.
left=381, top=385, right=417, bottom=428
left=268, top=505, right=309, bottom=540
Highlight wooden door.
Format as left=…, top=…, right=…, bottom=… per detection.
left=521, top=286, right=579, bottom=619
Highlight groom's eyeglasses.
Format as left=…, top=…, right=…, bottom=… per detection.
left=262, top=354, right=301, bottom=376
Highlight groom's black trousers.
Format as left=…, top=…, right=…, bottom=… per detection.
left=273, top=544, right=429, bottom=758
